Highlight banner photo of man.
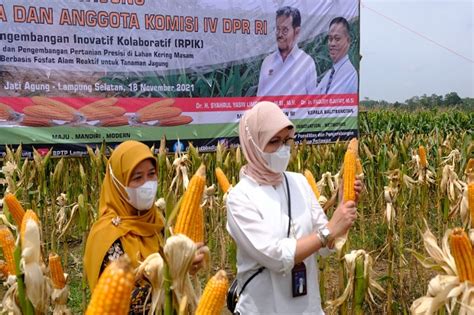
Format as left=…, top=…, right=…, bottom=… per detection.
left=0, top=0, right=359, bottom=157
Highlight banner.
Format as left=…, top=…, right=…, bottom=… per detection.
left=0, top=0, right=360, bottom=157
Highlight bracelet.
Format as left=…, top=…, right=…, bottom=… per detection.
left=316, top=230, right=327, bottom=247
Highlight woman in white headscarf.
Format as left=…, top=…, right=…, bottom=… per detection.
left=226, top=101, right=362, bottom=314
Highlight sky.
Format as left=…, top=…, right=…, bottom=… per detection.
left=360, top=0, right=474, bottom=102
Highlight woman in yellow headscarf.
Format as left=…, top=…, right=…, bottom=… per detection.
left=84, top=140, right=203, bottom=313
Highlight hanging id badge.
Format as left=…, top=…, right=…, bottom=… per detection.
left=291, top=262, right=307, bottom=297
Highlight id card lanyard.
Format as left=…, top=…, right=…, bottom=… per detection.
left=283, top=173, right=308, bottom=298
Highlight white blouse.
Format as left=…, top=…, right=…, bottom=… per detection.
left=226, top=172, right=330, bottom=314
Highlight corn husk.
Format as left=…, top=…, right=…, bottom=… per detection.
left=326, top=249, right=384, bottom=314
left=163, top=234, right=199, bottom=312
left=21, top=218, right=50, bottom=313
left=135, top=253, right=165, bottom=315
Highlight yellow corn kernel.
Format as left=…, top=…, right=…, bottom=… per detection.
left=215, top=167, right=231, bottom=194
left=20, top=210, right=40, bottom=244
left=0, top=259, right=9, bottom=279
left=465, top=158, right=474, bottom=175
left=85, top=256, right=134, bottom=315
left=304, top=169, right=320, bottom=199
left=174, top=164, right=206, bottom=243
left=343, top=149, right=357, bottom=202
left=4, top=193, right=26, bottom=228
left=196, top=270, right=229, bottom=315
left=469, top=183, right=474, bottom=229
left=0, top=226, right=16, bottom=275
left=449, top=228, right=474, bottom=282
left=356, top=158, right=363, bottom=176
left=418, top=145, right=428, bottom=168
left=49, top=252, right=66, bottom=289
left=347, top=137, right=358, bottom=154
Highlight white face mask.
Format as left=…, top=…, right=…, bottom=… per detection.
left=261, top=144, right=291, bottom=173
left=125, top=180, right=158, bottom=211
left=109, top=165, right=158, bottom=211
left=244, top=119, right=291, bottom=173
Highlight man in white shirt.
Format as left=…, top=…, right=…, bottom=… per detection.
left=257, top=6, right=318, bottom=96
left=317, top=17, right=358, bottom=94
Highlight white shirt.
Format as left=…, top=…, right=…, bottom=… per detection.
left=257, top=46, right=318, bottom=96
left=317, top=54, right=358, bottom=94
left=226, top=172, right=330, bottom=314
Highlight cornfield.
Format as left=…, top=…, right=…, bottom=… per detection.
left=0, top=106, right=473, bottom=314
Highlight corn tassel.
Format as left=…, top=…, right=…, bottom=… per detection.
left=343, top=149, right=358, bottom=202
left=304, top=169, right=321, bottom=199
left=468, top=182, right=474, bottom=229
left=0, top=226, right=16, bottom=275
left=418, top=145, right=428, bottom=168
left=196, top=270, right=229, bottom=315
left=215, top=167, right=231, bottom=193
left=4, top=193, right=26, bottom=228
left=49, top=253, right=66, bottom=289
left=85, top=256, right=134, bottom=315
left=174, top=164, right=206, bottom=243
left=449, top=228, right=474, bottom=282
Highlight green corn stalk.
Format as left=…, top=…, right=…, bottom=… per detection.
left=352, top=254, right=367, bottom=315
left=14, top=241, right=34, bottom=315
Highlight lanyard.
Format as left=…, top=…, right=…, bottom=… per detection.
left=283, top=172, right=291, bottom=238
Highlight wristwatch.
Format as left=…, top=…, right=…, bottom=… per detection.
left=317, top=226, right=331, bottom=247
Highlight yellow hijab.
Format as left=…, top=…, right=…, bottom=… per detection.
left=84, top=141, right=164, bottom=290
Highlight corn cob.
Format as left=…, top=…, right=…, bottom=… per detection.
left=196, top=270, right=229, bottom=315
left=49, top=253, right=66, bottom=289
left=0, top=259, right=9, bottom=278
left=4, top=193, right=26, bottom=227
left=20, top=210, right=40, bottom=244
left=0, top=102, right=15, bottom=120
left=99, top=116, right=130, bottom=127
left=85, top=255, right=134, bottom=315
left=304, top=169, right=321, bottom=199
left=343, top=139, right=358, bottom=202
left=347, top=137, right=358, bottom=154
left=191, top=206, right=204, bottom=243
left=215, top=167, right=231, bottom=193
left=23, top=105, right=75, bottom=121
left=82, top=98, right=118, bottom=108
left=418, top=145, right=428, bottom=168
left=31, top=96, right=78, bottom=115
left=21, top=115, right=53, bottom=127
left=158, top=115, right=193, bottom=127
left=136, top=106, right=182, bottom=123
left=356, top=158, right=363, bottom=176
left=174, top=164, right=206, bottom=243
left=449, top=228, right=474, bottom=282
left=466, top=158, right=474, bottom=175
left=0, top=225, right=16, bottom=275
left=468, top=182, right=474, bottom=229
left=136, top=99, right=175, bottom=116
left=80, top=105, right=126, bottom=120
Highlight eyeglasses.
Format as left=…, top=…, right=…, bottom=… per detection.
left=267, top=137, right=295, bottom=147
left=276, top=27, right=291, bottom=36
